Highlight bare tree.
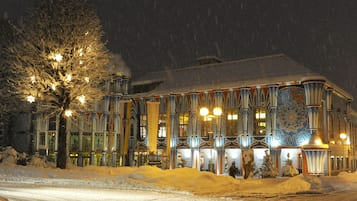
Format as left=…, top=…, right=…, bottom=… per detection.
left=3, top=0, right=110, bottom=169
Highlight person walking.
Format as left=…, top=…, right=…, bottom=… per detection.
left=229, top=161, right=238, bottom=178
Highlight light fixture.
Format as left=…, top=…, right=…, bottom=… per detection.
left=213, top=107, right=222, bottom=116
left=30, top=76, right=36, bottom=83
left=54, top=53, right=63, bottom=62
left=199, top=107, right=209, bottom=116
left=27, top=95, right=35, bottom=103
left=78, top=95, right=86, bottom=104
left=66, top=74, right=72, bottom=82
left=340, top=133, right=347, bottom=140
left=64, top=110, right=73, bottom=117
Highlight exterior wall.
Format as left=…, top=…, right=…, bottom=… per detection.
left=131, top=82, right=356, bottom=176
left=5, top=58, right=356, bottom=177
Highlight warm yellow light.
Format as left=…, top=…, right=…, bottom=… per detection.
left=64, top=110, right=72, bottom=117
left=66, top=74, right=72, bottom=82
left=200, top=107, right=209, bottom=116
left=340, top=133, right=347, bottom=140
left=314, top=138, right=322, bottom=145
left=30, top=76, right=36, bottom=83
left=227, top=114, right=238, bottom=120
left=255, top=112, right=266, bottom=119
left=213, top=107, right=222, bottom=116
left=258, top=122, right=266, bottom=127
left=84, top=77, right=89, bottom=83
left=79, top=48, right=83, bottom=56
left=54, top=53, right=63, bottom=62
left=78, top=95, right=85, bottom=104
left=27, top=95, right=35, bottom=103
left=51, top=84, right=56, bottom=91
left=79, top=60, right=83, bottom=65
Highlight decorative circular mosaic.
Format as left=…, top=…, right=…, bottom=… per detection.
left=276, top=87, right=310, bottom=146
left=277, top=101, right=307, bottom=132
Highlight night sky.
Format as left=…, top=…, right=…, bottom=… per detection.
left=1, top=0, right=357, bottom=107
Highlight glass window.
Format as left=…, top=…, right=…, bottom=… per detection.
left=39, top=132, right=46, bottom=146
left=70, top=133, right=79, bottom=152
left=226, top=109, right=238, bottom=136
left=49, top=116, right=56, bottom=131
left=140, top=115, right=147, bottom=139
left=179, top=112, right=189, bottom=137
left=95, top=133, right=103, bottom=151
left=254, top=108, right=266, bottom=135
left=158, top=114, right=166, bottom=138
left=48, top=131, right=56, bottom=152
left=82, top=133, right=91, bottom=152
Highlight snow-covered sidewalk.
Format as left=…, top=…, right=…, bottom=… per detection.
left=0, top=164, right=356, bottom=196
left=1, top=146, right=357, bottom=200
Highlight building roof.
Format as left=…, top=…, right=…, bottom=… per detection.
left=132, top=54, right=352, bottom=100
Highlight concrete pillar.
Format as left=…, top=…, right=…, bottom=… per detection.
left=268, top=85, right=279, bottom=141
left=240, top=88, right=250, bottom=147
left=169, top=94, right=177, bottom=169
left=302, top=80, right=329, bottom=175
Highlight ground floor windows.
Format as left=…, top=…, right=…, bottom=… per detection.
left=95, top=133, right=104, bottom=151
left=140, top=115, right=147, bottom=139
left=70, top=133, right=79, bottom=152
left=82, top=133, right=91, bottom=152
left=158, top=114, right=167, bottom=138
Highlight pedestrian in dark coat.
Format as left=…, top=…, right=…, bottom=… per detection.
left=229, top=161, right=238, bottom=178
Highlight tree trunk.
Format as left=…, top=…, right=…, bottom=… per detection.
left=57, top=113, right=67, bottom=169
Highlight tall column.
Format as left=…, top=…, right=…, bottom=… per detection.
left=346, top=100, right=352, bottom=171
left=303, top=80, right=324, bottom=137
left=240, top=88, right=250, bottom=147
left=90, top=112, right=96, bottom=165
left=54, top=114, right=59, bottom=164
left=169, top=94, right=177, bottom=169
left=101, top=114, right=108, bottom=166
left=268, top=85, right=279, bottom=145
left=214, top=90, right=224, bottom=174
left=190, top=93, right=200, bottom=170
left=302, top=80, right=329, bottom=175
left=35, top=113, right=41, bottom=154
left=325, top=88, right=332, bottom=175
left=112, top=96, right=121, bottom=167
left=78, top=113, right=84, bottom=167
left=326, top=88, right=333, bottom=142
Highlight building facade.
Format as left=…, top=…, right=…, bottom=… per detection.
left=20, top=54, right=357, bottom=176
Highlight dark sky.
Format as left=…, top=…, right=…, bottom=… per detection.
left=1, top=0, right=357, bottom=107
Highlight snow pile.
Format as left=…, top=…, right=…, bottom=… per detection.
left=1, top=147, right=357, bottom=198
left=0, top=146, right=27, bottom=165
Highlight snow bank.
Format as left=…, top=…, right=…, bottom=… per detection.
left=1, top=147, right=356, bottom=198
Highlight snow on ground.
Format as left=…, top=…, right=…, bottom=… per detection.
left=1, top=147, right=357, bottom=200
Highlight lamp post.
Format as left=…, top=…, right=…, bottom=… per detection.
left=340, top=133, right=347, bottom=171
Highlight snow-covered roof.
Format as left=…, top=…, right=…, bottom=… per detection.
left=132, top=54, right=352, bottom=100
left=106, top=53, right=131, bottom=78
